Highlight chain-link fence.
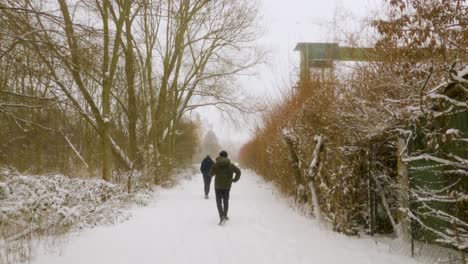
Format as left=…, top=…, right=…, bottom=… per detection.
left=367, top=110, right=467, bottom=264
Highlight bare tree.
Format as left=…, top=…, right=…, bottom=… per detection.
left=134, top=0, right=262, bottom=176
left=0, top=0, right=262, bottom=181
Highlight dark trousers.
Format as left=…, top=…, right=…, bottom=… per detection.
left=202, top=174, right=211, bottom=196
left=215, top=189, right=230, bottom=219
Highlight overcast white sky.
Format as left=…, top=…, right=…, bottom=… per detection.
left=195, top=0, right=385, bottom=150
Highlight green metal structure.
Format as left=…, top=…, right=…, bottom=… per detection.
left=294, top=43, right=377, bottom=83
left=408, top=78, right=468, bottom=249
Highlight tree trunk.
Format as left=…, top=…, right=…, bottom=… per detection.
left=124, top=0, right=138, bottom=167
left=101, top=0, right=112, bottom=182
left=396, top=137, right=411, bottom=240
left=307, top=135, right=324, bottom=221
left=283, top=130, right=307, bottom=203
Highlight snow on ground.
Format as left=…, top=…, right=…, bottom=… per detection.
left=32, top=170, right=420, bottom=264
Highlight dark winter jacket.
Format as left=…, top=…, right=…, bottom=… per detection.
left=209, top=157, right=241, bottom=190
left=200, top=156, right=214, bottom=176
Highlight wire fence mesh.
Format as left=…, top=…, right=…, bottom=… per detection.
left=367, top=124, right=467, bottom=264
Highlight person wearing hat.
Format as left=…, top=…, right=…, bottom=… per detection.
left=200, top=155, right=214, bottom=199
left=209, top=150, right=241, bottom=225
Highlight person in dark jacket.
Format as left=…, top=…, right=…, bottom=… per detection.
left=200, top=155, right=214, bottom=199
left=209, top=150, right=241, bottom=224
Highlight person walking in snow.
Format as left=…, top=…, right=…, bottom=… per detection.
left=209, top=150, right=241, bottom=225
left=200, top=155, right=214, bottom=199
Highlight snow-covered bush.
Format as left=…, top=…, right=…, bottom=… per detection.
left=402, top=69, right=467, bottom=254
left=240, top=2, right=467, bottom=256
left=240, top=82, right=368, bottom=234
left=0, top=171, right=154, bottom=264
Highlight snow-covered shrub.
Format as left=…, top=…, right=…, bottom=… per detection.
left=241, top=1, right=467, bottom=249
left=240, top=81, right=369, bottom=234
left=0, top=172, right=154, bottom=264
left=402, top=69, right=468, bottom=254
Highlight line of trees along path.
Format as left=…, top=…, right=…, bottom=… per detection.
left=0, top=0, right=262, bottom=180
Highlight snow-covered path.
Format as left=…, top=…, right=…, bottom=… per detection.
left=33, top=170, right=419, bottom=264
